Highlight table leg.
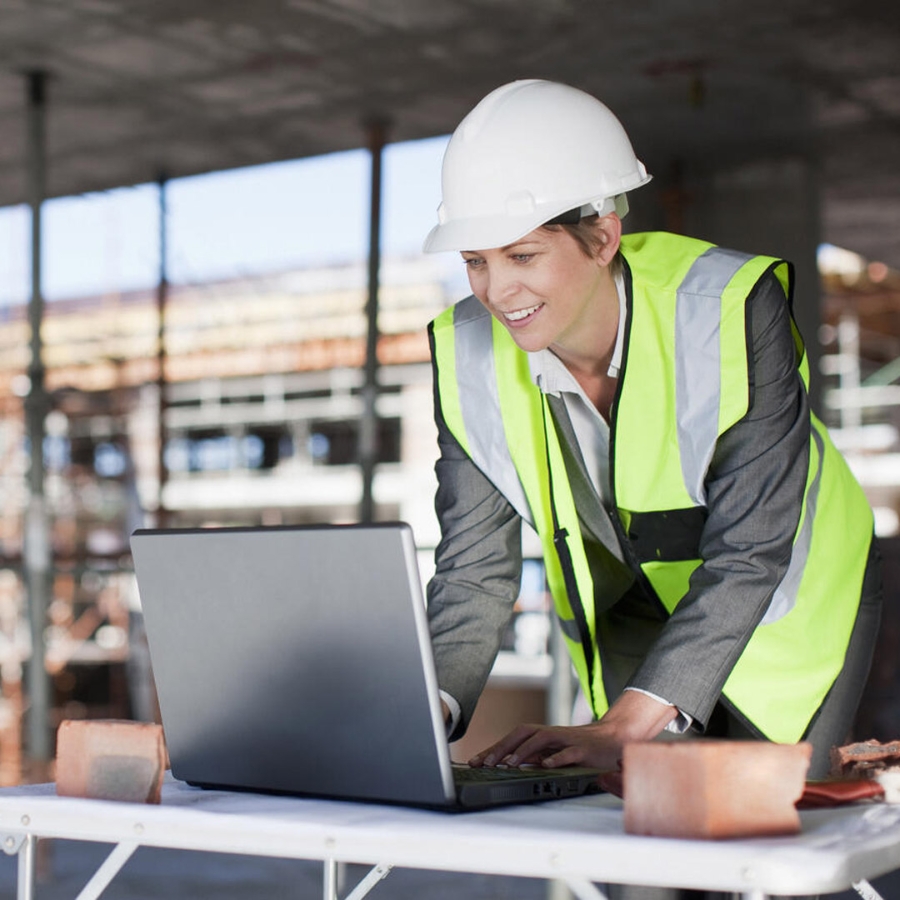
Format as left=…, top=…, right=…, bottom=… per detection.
left=548, top=879, right=572, bottom=900
left=74, top=842, right=139, bottom=900
left=852, top=879, right=886, bottom=900
left=562, top=879, right=609, bottom=900
left=342, top=863, right=392, bottom=900
left=17, top=834, right=35, bottom=900
left=322, top=859, right=393, bottom=900
left=324, top=858, right=339, bottom=900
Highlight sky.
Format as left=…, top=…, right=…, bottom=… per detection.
left=0, top=134, right=451, bottom=306
left=0, top=132, right=872, bottom=309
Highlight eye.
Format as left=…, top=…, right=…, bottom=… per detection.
left=463, top=256, right=485, bottom=270
left=511, top=253, right=534, bottom=264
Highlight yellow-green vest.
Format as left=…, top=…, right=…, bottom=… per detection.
left=429, top=231, right=873, bottom=744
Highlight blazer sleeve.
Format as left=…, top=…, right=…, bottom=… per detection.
left=426, top=399, right=523, bottom=739
left=626, top=271, right=811, bottom=729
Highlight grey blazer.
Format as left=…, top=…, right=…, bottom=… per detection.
left=426, top=272, right=814, bottom=739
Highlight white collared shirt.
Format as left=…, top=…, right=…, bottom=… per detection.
left=526, top=270, right=627, bottom=505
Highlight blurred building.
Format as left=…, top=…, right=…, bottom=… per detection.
left=0, top=247, right=899, bottom=780
left=817, top=249, right=900, bottom=743
left=0, top=255, right=454, bottom=780
left=819, top=248, right=900, bottom=534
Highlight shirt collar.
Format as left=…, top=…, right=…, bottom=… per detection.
left=528, top=269, right=627, bottom=395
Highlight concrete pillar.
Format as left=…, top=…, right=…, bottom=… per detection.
left=688, top=156, right=823, bottom=414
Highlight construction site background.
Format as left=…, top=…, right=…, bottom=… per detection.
left=0, top=248, right=899, bottom=785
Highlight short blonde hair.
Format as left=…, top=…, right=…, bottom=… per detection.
left=542, top=215, right=622, bottom=273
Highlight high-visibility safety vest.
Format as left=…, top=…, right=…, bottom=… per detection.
left=429, top=231, right=873, bottom=744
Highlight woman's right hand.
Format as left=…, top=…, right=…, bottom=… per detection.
left=467, top=689, right=679, bottom=770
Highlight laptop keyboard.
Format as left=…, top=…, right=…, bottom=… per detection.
left=452, top=765, right=547, bottom=782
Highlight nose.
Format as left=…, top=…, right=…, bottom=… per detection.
left=483, top=265, right=520, bottom=307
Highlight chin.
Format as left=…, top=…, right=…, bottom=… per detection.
left=507, top=331, right=549, bottom=354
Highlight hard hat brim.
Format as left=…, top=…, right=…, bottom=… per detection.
left=422, top=182, right=651, bottom=254
left=422, top=212, right=554, bottom=254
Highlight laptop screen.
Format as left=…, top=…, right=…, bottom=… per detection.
left=131, top=523, right=457, bottom=806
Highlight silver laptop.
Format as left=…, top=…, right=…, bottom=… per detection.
left=130, top=522, right=600, bottom=810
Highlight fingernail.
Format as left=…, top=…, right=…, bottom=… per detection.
left=505, top=754, right=518, bottom=766
left=482, top=754, right=495, bottom=767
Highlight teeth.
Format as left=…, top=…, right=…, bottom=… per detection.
left=505, top=304, right=541, bottom=321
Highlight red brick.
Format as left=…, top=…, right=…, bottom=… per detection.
left=830, top=739, right=900, bottom=776
left=55, top=720, right=166, bottom=804
left=623, top=740, right=812, bottom=839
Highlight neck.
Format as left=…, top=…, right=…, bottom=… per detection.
left=550, top=274, right=620, bottom=379
left=569, top=366, right=618, bottom=423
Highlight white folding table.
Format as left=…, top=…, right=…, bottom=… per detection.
left=2, top=778, right=900, bottom=900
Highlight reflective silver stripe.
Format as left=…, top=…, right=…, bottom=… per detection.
left=762, top=427, right=824, bottom=625
left=453, top=297, right=533, bottom=526
left=556, top=614, right=581, bottom=643
left=675, top=247, right=752, bottom=505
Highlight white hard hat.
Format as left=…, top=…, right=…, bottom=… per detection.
left=423, top=79, right=652, bottom=253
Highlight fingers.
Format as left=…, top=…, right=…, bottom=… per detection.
left=467, top=723, right=623, bottom=770
left=500, top=728, right=569, bottom=767
left=470, top=725, right=572, bottom=768
left=540, top=745, right=587, bottom=768
left=468, top=724, right=543, bottom=767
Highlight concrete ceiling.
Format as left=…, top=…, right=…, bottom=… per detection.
left=0, top=0, right=898, bottom=265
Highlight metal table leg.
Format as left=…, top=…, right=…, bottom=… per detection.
left=74, top=842, right=139, bottom=900
left=17, top=834, right=36, bottom=900
left=323, top=859, right=392, bottom=900
left=1, top=832, right=35, bottom=900
left=853, top=879, right=886, bottom=900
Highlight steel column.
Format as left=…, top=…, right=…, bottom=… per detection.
left=359, top=118, right=388, bottom=523
left=156, top=173, right=169, bottom=527
left=23, top=69, right=51, bottom=769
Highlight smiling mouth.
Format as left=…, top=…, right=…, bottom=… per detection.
left=503, top=303, right=543, bottom=322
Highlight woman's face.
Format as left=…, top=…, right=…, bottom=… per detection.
left=461, top=225, right=616, bottom=360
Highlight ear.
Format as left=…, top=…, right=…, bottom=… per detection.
left=594, top=213, right=622, bottom=267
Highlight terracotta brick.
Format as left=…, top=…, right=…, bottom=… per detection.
left=623, top=740, right=812, bottom=839
left=55, top=720, right=166, bottom=804
left=830, top=739, right=900, bottom=777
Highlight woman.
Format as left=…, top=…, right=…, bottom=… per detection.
left=422, top=79, right=881, bottom=779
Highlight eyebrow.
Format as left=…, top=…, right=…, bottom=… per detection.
left=461, top=241, right=541, bottom=255
left=502, top=240, right=541, bottom=251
